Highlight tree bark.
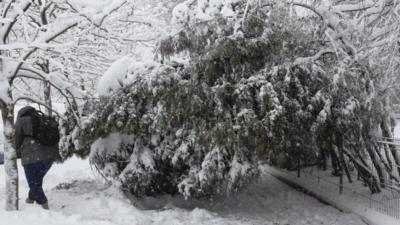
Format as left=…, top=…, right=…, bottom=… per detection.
left=374, top=143, right=400, bottom=183
left=342, top=148, right=381, bottom=193
left=382, top=143, right=393, bottom=171
left=340, top=152, right=353, bottom=183
left=365, top=140, right=386, bottom=188
left=381, top=119, right=400, bottom=175
left=318, top=147, right=328, bottom=170
left=1, top=103, right=18, bottom=211
left=38, top=61, right=53, bottom=116
left=44, top=81, right=52, bottom=116
left=330, top=146, right=341, bottom=176
left=336, top=134, right=352, bottom=183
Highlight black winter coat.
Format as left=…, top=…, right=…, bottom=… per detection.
left=15, top=106, right=61, bottom=165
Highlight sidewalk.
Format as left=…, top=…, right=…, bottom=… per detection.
left=263, top=165, right=400, bottom=225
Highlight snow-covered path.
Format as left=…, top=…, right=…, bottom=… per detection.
left=0, top=157, right=366, bottom=225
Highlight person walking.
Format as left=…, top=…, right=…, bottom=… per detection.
left=15, top=106, right=61, bottom=210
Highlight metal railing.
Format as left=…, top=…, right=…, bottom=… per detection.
left=272, top=166, right=400, bottom=219
left=309, top=169, right=400, bottom=219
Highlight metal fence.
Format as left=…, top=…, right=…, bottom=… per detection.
left=272, top=166, right=400, bottom=219
left=310, top=169, right=400, bottom=219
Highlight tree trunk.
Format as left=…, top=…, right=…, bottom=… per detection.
left=365, top=141, right=386, bottom=188
left=39, top=61, right=52, bottom=116
left=382, top=143, right=393, bottom=171
left=336, top=134, right=352, bottom=183
left=374, top=143, right=400, bottom=183
left=342, top=148, right=381, bottom=193
left=44, top=81, right=52, bottom=116
left=330, top=146, right=341, bottom=176
left=340, top=152, right=353, bottom=183
left=318, top=147, right=328, bottom=170
left=1, top=104, right=18, bottom=211
left=381, top=119, right=400, bottom=175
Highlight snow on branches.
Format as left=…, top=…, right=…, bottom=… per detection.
left=75, top=0, right=400, bottom=199
left=0, top=0, right=128, bottom=211
left=66, top=0, right=127, bottom=26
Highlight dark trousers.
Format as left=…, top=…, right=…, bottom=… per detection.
left=23, top=160, right=53, bottom=204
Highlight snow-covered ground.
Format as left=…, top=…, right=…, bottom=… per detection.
left=0, top=156, right=366, bottom=225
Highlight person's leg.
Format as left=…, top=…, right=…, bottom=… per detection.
left=41, top=160, right=53, bottom=175
left=23, top=163, right=42, bottom=204
left=27, top=182, right=35, bottom=203
left=34, top=160, right=53, bottom=206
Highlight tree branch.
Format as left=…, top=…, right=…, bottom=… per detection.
left=13, top=96, right=64, bottom=120
left=1, top=1, right=32, bottom=44
left=9, top=21, right=78, bottom=84
left=65, top=0, right=128, bottom=27
left=18, top=67, right=82, bottom=126
left=293, top=49, right=336, bottom=65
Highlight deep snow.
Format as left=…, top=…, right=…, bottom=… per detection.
left=0, top=156, right=366, bottom=225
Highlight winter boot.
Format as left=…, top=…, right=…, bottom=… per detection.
left=25, top=198, right=34, bottom=204
left=41, top=202, right=49, bottom=210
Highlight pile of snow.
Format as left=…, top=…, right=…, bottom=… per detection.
left=97, top=57, right=173, bottom=97
left=89, top=133, right=136, bottom=177
left=90, top=133, right=135, bottom=158
left=96, top=56, right=133, bottom=96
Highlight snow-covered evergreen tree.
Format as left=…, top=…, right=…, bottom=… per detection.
left=77, top=3, right=318, bottom=197
left=75, top=0, right=400, bottom=198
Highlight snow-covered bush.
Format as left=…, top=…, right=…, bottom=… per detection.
left=80, top=58, right=261, bottom=197
left=78, top=5, right=333, bottom=198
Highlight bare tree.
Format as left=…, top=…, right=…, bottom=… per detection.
left=0, top=0, right=127, bottom=211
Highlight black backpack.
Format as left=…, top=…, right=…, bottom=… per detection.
left=29, top=110, right=60, bottom=146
